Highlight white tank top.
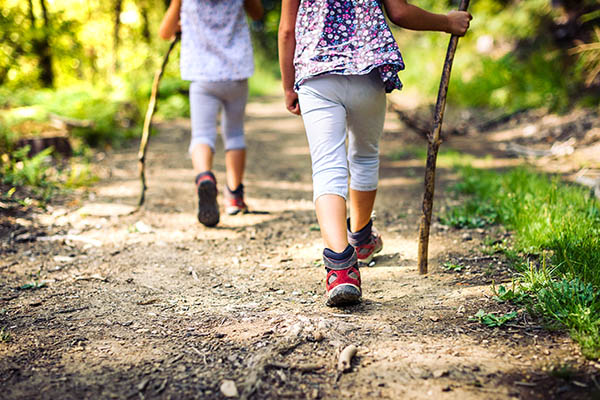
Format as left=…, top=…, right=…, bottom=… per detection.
left=180, top=0, right=254, bottom=82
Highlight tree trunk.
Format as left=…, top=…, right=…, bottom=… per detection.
left=139, top=0, right=151, bottom=44
left=38, top=0, right=54, bottom=87
left=112, top=0, right=123, bottom=73
left=28, top=0, right=54, bottom=87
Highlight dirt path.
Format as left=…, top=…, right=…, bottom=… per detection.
left=1, top=97, right=598, bottom=399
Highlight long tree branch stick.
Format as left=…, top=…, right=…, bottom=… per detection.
left=417, top=0, right=470, bottom=274
left=137, top=33, right=180, bottom=207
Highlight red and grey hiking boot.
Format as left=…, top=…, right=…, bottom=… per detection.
left=323, top=246, right=361, bottom=307
left=196, top=171, right=219, bottom=227
left=348, top=219, right=383, bottom=265
left=224, top=183, right=248, bottom=215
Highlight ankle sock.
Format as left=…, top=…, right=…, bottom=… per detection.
left=227, top=183, right=244, bottom=195
left=323, top=244, right=354, bottom=261
left=195, top=171, right=216, bottom=185
left=347, top=218, right=373, bottom=247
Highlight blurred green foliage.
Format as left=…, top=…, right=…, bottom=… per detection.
left=395, top=0, right=600, bottom=111
left=0, top=0, right=597, bottom=158
left=0, top=0, right=281, bottom=152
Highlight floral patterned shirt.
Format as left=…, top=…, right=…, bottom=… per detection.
left=180, top=0, right=254, bottom=82
left=294, top=0, right=404, bottom=92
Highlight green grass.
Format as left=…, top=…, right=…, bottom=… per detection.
left=0, top=327, right=11, bottom=343
left=1, top=144, right=97, bottom=205
left=443, top=166, right=600, bottom=358
left=442, top=262, right=465, bottom=272
left=470, top=309, right=519, bottom=327
left=0, top=84, right=139, bottom=147
left=17, top=281, right=46, bottom=290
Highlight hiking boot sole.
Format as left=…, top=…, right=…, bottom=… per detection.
left=326, top=284, right=361, bottom=307
left=225, top=205, right=249, bottom=216
left=197, top=180, right=219, bottom=227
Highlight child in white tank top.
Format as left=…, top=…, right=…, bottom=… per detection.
left=159, top=0, right=263, bottom=227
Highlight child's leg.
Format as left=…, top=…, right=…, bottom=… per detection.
left=349, top=189, right=377, bottom=232
left=299, top=76, right=361, bottom=306
left=315, top=194, right=348, bottom=252
left=345, top=72, right=386, bottom=263
left=189, top=81, right=221, bottom=226
left=189, top=81, right=220, bottom=173
left=220, top=79, right=248, bottom=191
left=191, top=144, right=213, bottom=174
left=211, top=79, right=249, bottom=214
left=297, top=76, right=350, bottom=252
left=346, top=72, right=386, bottom=231
left=224, top=149, right=245, bottom=191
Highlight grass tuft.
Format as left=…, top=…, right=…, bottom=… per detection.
left=444, top=166, right=600, bottom=358
left=0, top=327, right=11, bottom=343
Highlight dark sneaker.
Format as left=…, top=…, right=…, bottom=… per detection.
left=348, top=219, right=383, bottom=265
left=224, top=183, right=248, bottom=215
left=323, top=247, right=361, bottom=307
left=196, top=172, right=219, bottom=227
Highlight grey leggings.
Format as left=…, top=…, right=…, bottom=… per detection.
left=297, top=72, right=386, bottom=202
left=189, top=79, right=248, bottom=153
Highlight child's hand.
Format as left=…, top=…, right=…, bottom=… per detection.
left=446, top=11, right=472, bottom=36
left=285, top=90, right=300, bottom=115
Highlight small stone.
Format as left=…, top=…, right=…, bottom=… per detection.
left=54, top=255, right=76, bottom=263
left=134, top=221, right=153, bottom=233
left=312, top=331, right=325, bottom=342
left=15, top=233, right=34, bottom=242
left=461, top=233, right=472, bottom=241
left=220, top=380, right=238, bottom=398
left=433, top=369, right=448, bottom=378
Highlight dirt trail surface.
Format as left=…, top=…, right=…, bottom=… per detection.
left=2, top=97, right=599, bottom=399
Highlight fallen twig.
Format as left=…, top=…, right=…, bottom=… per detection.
left=37, top=234, right=102, bottom=247
left=154, top=379, right=168, bottom=395
left=504, top=323, right=543, bottom=330
left=49, top=112, right=95, bottom=129
left=514, top=381, right=537, bottom=387
left=457, top=255, right=496, bottom=262
left=337, top=344, right=357, bottom=373
left=389, top=102, right=463, bottom=139
left=56, top=306, right=90, bottom=314
left=240, top=338, right=303, bottom=400
left=266, top=361, right=324, bottom=372
left=190, top=346, right=202, bottom=356
left=137, top=298, right=159, bottom=306
left=0, top=294, right=19, bottom=302
left=74, top=274, right=107, bottom=282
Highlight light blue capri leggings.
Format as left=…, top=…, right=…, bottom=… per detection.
left=189, top=79, right=248, bottom=153
left=297, top=72, right=387, bottom=202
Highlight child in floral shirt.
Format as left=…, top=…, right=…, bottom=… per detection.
left=279, top=0, right=471, bottom=306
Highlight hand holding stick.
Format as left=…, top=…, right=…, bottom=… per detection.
left=417, top=0, right=470, bottom=274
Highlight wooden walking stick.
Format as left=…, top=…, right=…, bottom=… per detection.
left=137, top=32, right=181, bottom=207
left=417, top=0, right=470, bottom=274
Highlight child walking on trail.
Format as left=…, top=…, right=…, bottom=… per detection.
left=159, top=0, right=264, bottom=227
left=278, top=0, right=471, bottom=307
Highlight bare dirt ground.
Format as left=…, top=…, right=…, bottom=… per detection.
left=1, top=97, right=599, bottom=399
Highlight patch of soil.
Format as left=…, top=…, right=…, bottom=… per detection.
left=1, top=98, right=599, bottom=399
